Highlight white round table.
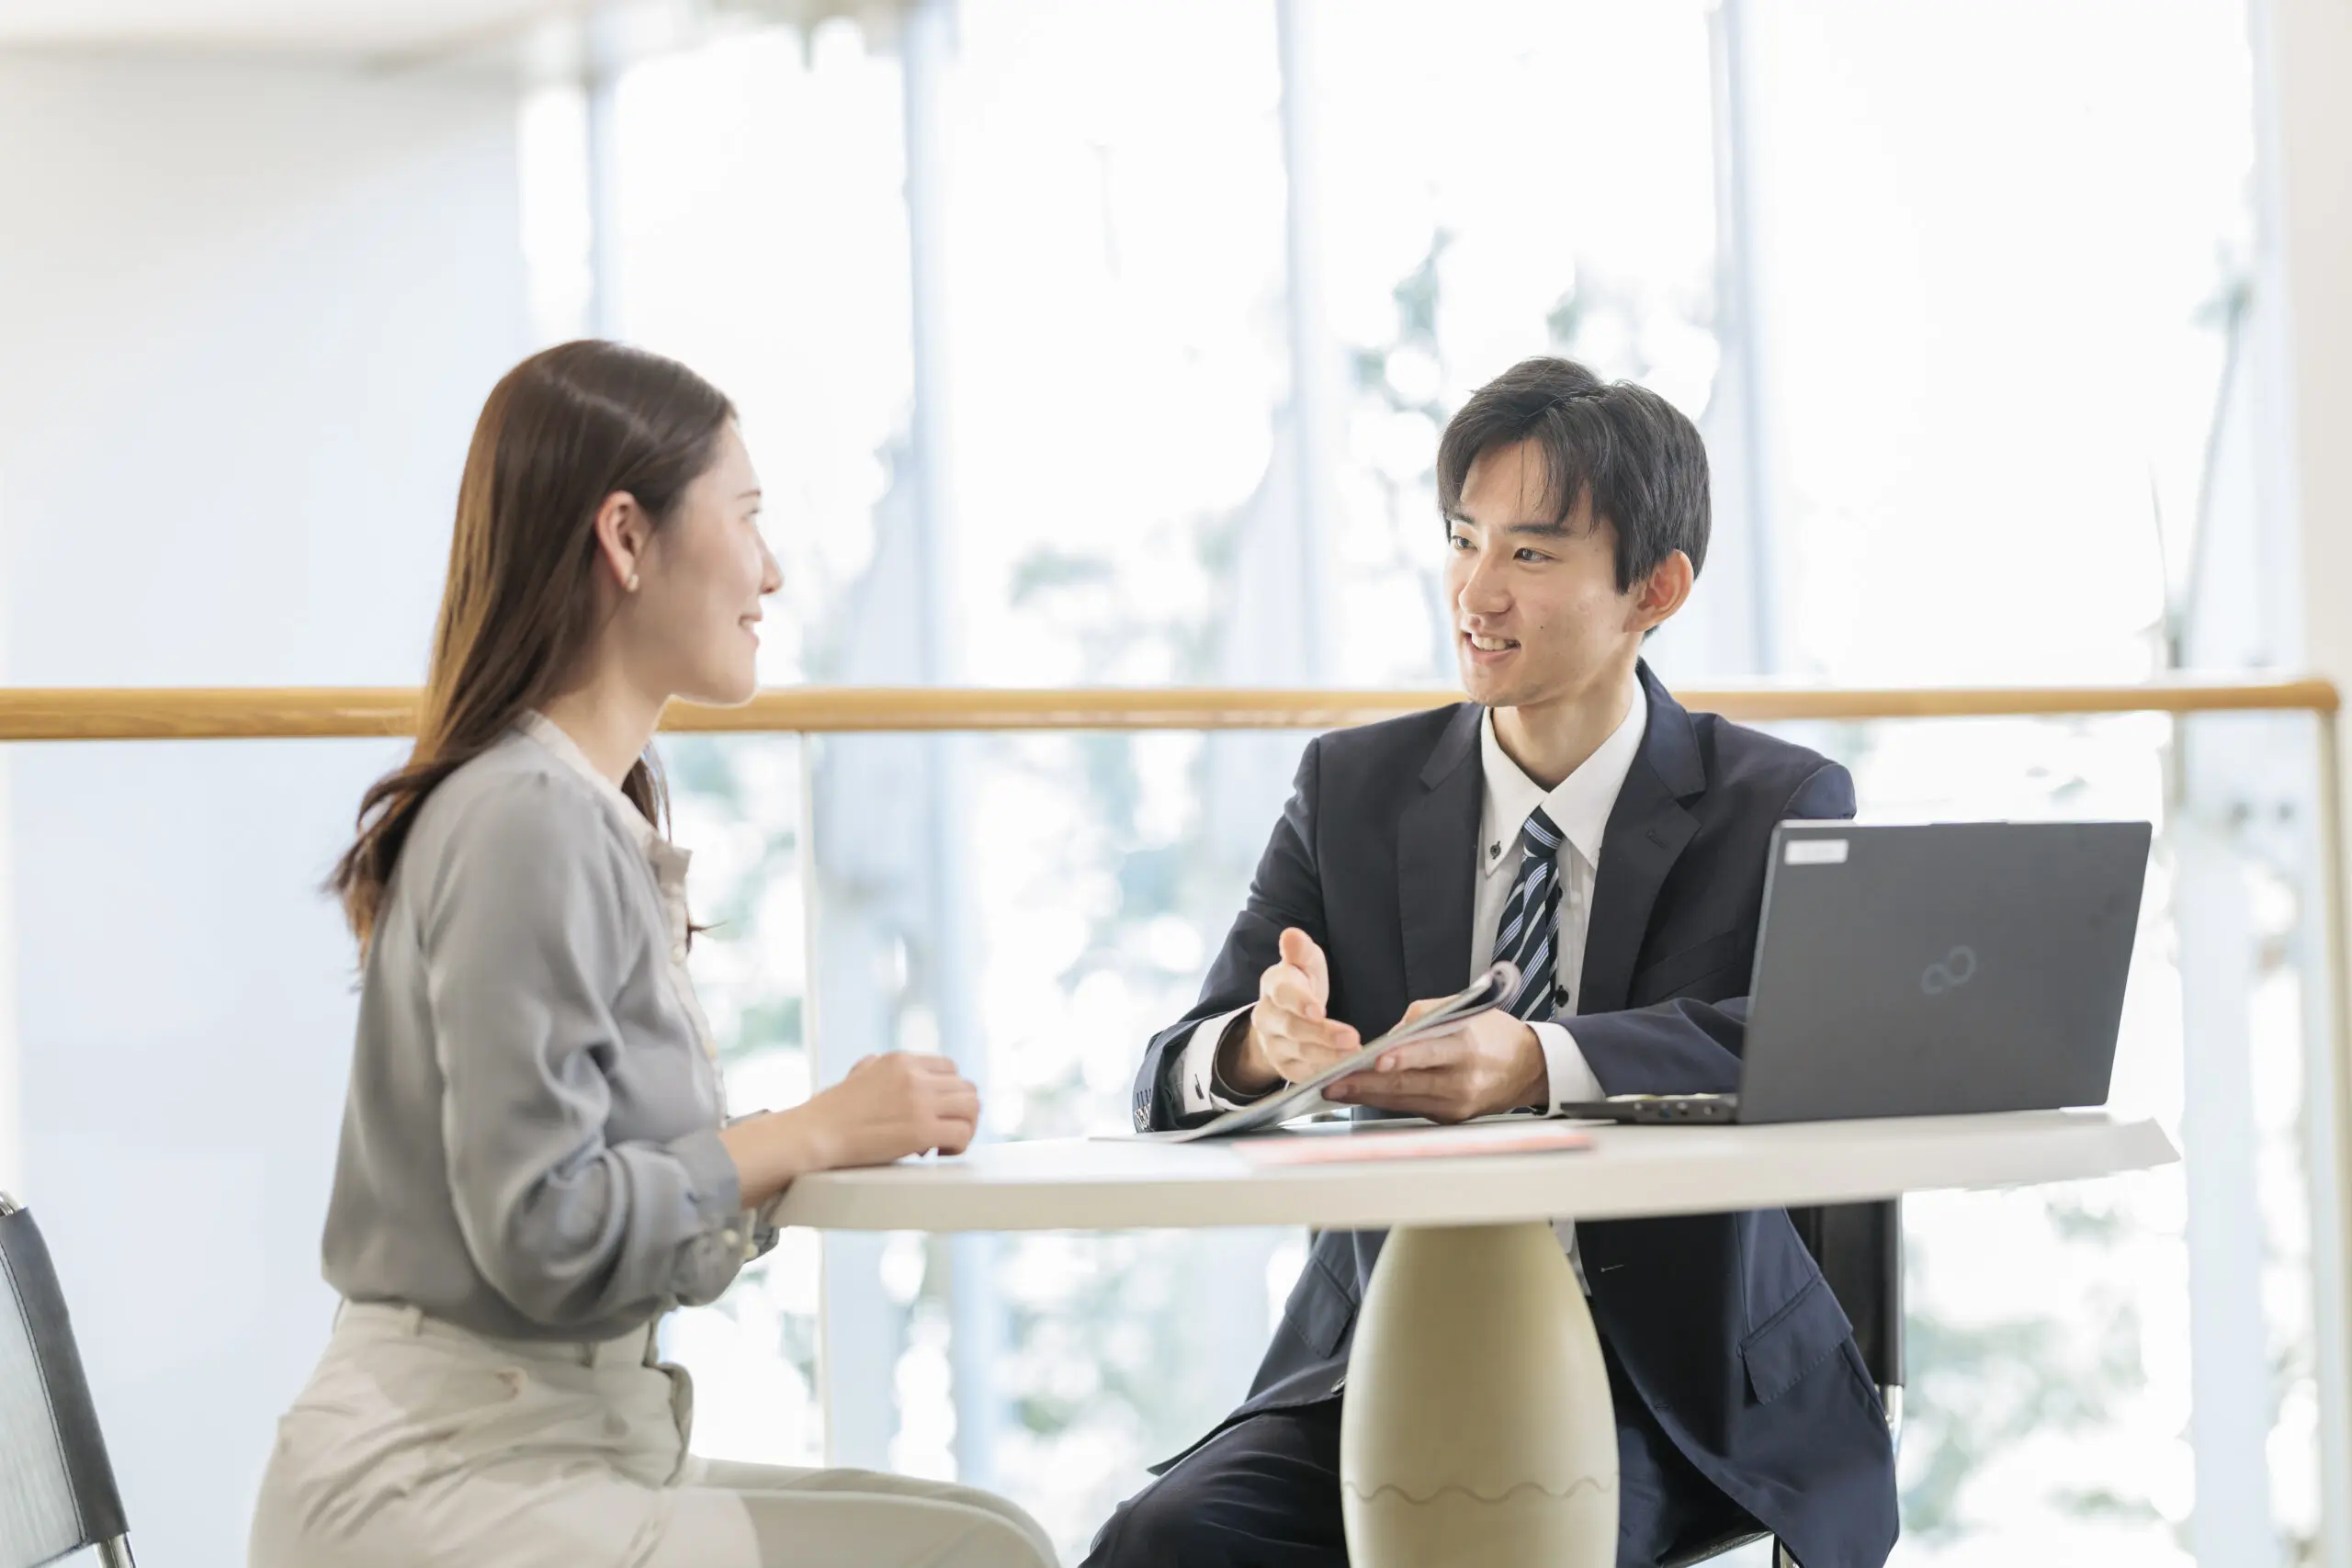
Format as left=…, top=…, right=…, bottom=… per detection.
left=771, top=1111, right=2177, bottom=1566
left=772, top=1110, right=2176, bottom=1233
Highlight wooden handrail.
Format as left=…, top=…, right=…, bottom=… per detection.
left=0, top=676, right=2336, bottom=742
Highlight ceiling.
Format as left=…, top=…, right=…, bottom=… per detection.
left=0, top=0, right=598, bottom=58
left=0, top=0, right=891, bottom=65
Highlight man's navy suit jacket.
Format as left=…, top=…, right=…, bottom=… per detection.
left=1131, top=662, right=1898, bottom=1568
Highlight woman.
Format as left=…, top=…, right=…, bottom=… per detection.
left=251, top=341, right=1057, bottom=1568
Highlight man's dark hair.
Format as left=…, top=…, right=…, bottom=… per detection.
left=1435, top=356, right=1710, bottom=592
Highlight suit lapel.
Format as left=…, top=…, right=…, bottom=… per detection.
left=1396, top=704, right=1485, bottom=1006
left=1577, top=662, right=1707, bottom=1016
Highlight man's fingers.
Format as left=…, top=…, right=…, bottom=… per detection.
left=1288, top=1039, right=1363, bottom=1081
left=1272, top=1043, right=1357, bottom=1081
left=1270, top=1030, right=1350, bottom=1063
left=1269, top=1045, right=1358, bottom=1088
left=1370, top=1038, right=1465, bottom=1074
left=1326, top=1084, right=1468, bottom=1121
left=1329, top=1058, right=1462, bottom=1098
left=1329, top=1075, right=1477, bottom=1119
left=1258, top=1004, right=1353, bottom=1053
left=1278, top=928, right=1329, bottom=992
left=1261, top=969, right=1325, bottom=1021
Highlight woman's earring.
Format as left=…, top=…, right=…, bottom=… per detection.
left=626, top=573, right=640, bottom=592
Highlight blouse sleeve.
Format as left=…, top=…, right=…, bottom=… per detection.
left=417, top=773, right=744, bottom=1328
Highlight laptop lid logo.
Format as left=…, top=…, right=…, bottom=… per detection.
left=1921, top=946, right=1979, bottom=997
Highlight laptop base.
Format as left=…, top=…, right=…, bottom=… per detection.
left=1556, top=1094, right=1738, bottom=1125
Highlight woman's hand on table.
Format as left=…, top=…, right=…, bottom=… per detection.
left=720, top=1052, right=980, bottom=1203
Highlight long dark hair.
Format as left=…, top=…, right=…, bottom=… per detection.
left=332, top=340, right=736, bottom=949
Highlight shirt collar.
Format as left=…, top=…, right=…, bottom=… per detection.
left=514, top=712, right=688, bottom=884
left=1477, top=687, right=1649, bottom=876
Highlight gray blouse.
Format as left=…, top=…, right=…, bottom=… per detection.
left=321, top=716, right=758, bottom=1341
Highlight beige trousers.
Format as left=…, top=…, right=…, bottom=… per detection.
left=249, top=1303, right=1057, bottom=1568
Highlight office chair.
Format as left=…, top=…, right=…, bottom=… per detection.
left=0, top=1194, right=136, bottom=1568
left=1662, top=1199, right=1905, bottom=1568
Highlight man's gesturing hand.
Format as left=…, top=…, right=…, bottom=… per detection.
left=1321, top=998, right=1548, bottom=1122
left=1220, top=928, right=1363, bottom=1097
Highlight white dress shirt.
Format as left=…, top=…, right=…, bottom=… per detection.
left=1175, top=693, right=1647, bottom=1118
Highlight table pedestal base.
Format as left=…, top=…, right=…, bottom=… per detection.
left=1340, top=1222, right=1617, bottom=1567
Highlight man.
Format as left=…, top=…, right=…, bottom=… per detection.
left=1086, top=357, right=1897, bottom=1568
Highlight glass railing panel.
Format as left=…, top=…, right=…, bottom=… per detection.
left=1740, top=708, right=2328, bottom=1566
left=660, top=732, right=823, bottom=1466
left=784, top=726, right=1310, bottom=1556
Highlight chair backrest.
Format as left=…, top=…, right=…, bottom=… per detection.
left=1787, top=1198, right=1904, bottom=1392
left=1657, top=1200, right=1908, bottom=1568
left=0, top=1197, right=129, bottom=1568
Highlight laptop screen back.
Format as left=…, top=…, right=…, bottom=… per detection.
left=1736, top=821, right=2150, bottom=1124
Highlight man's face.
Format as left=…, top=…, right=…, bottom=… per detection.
left=1442, top=439, right=1645, bottom=711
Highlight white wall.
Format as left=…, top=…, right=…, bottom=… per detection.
left=0, top=52, right=529, bottom=1563
left=2263, top=1, right=2352, bottom=1562
left=2270, top=0, right=2352, bottom=673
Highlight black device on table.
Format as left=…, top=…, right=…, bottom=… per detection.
left=1556, top=819, right=2151, bottom=1126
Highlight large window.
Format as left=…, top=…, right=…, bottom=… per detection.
left=1314, top=0, right=1723, bottom=683
left=519, top=4, right=2325, bottom=1561
left=1730, top=6, right=2303, bottom=1562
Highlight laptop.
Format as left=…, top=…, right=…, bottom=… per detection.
left=1557, top=820, right=2151, bottom=1125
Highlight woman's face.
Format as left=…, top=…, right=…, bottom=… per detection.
left=629, top=423, right=780, bottom=706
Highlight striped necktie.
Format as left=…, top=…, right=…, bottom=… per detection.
left=1493, top=807, right=1566, bottom=1021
